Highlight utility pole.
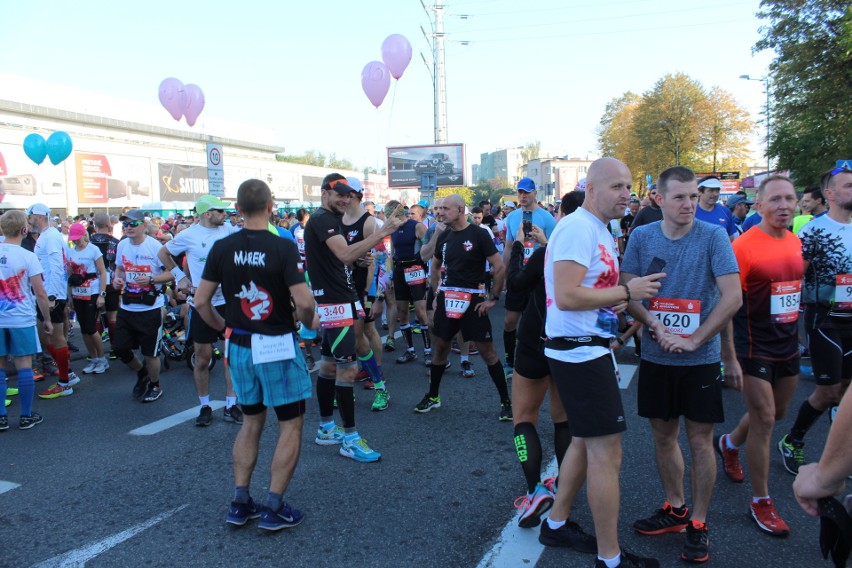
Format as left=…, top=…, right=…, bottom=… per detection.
left=422, top=1, right=448, bottom=144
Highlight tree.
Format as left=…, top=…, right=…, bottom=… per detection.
left=697, top=87, right=753, bottom=172
left=276, top=150, right=356, bottom=171
left=519, top=140, right=541, bottom=169
left=755, top=0, right=852, bottom=185
left=436, top=186, right=474, bottom=205
left=597, top=92, right=643, bottom=184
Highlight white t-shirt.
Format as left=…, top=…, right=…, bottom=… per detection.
left=68, top=243, right=103, bottom=299
left=544, top=208, right=621, bottom=363
left=34, top=226, right=68, bottom=300
left=116, top=235, right=166, bottom=312
left=165, top=222, right=238, bottom=306
left=0, top=243, right=43, bottom=328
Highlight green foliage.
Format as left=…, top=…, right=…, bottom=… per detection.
left=276, top=150, right=354, bottom=171
left=520, top=140, right=541, bottom=166
left=755, top=0, right=852, bottom=185
left=436, top=186, right=474, bottom=205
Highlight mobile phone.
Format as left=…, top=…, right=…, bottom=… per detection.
left=522, top=211, right=532, bottom=237
left=647, top=256, right=666, bottom=274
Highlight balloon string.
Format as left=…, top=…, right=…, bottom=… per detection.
left=386, top=81, right=397, bottom=142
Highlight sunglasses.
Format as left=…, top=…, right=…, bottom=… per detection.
left=208, top=208, right=225, bottom=213
left=122, top=221, right=143, bottom=228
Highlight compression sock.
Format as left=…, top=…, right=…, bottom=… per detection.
left=420, top=325, right=431, bottom=350
left=316, top=375, right=337, bottom=420
left=358, top=350, right=383, bottom=384
left=790, top=400, right=824, bottom=442
left=233, top=486, right=250, bottom=504
left=400, top=324, right=414, bottom=350
left=514, top=422, right=543, bottom=493
left=428, top=358, right=448, bottom=398
left=335, top=382, right=356, bottom=429
left=17, top=368, right=35, bottom=417
left=503, top=330, right=517, bottom=367
left=48, top=345, right=70, bottom=383
left=553, top=421, right=572, bottom=470
left=487, top=361, right=511, bottom=403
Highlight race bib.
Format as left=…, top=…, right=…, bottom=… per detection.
left=318, top=302, right=354, bottom=329
left=72, top=286, right=93, bottom=300
left=444, top=290, right=471, bottom=319
left=834, top=274, right=852, bottom=311
left=770, top=280, right=801, bottom=323
left=523, top=239, right=535, bottom=265
left=355, top=300, right=366, bottom=318
left=251, top=332, right=296, bottom=364
left=296, top=238, right=305, bottom=254
left=404, top=265, right=426, bottom=285
left=124, top=261, right=153, bottom=292
left=649, top=298, right=701, bottom=337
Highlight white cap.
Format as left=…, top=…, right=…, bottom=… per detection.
left=26, top=203, right=50, bottom=216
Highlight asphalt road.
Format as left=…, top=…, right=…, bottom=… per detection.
left=0, top=306, right=840, bottom=568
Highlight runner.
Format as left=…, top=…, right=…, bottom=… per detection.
left=694, top=177, right=737, bottom=240
left=621, top=166, right=742, bottom=564
left=391, top=202, right=431, bottom=365
left=194, top=178, right=317, bottom=531
left=160, top=195, right=243, bottom=426
left=778, top=166, right=852, bottom=474
left=89, top=212, right=120, bottom=360
left=714, top=175, right=804, bottom=537
left=67, top=223, right=109, bottom=374
left=544, top=157, right=662, bottom=568
left=306, top=173, right=402, bottom=462
left=417, top=194, right=512, bottom=420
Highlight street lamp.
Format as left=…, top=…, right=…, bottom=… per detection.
left=740, top=74, right=771, bottom=175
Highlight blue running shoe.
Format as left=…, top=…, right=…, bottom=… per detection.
left=515, top=483, right=555, bottom=528
left=258, top=502, right=304, bottom=531
left=226, top=498, right=262, bottom=526
left=340, top=436, right=382, bottom=463
left=315, top=424, right=344, bottom=446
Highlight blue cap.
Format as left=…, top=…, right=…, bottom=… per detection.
left=417, top=199, right=429, bottom=208
left=517, top=177, right=536, bottom=192
left=345, top=177, right=364, bottom=194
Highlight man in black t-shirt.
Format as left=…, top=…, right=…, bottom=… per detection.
left=89, top=213, right=119, bottom=357
left=416, top=194, right=513, bottom=420
left=195, top=179, right=318, bottom=531
left=630, top=184, right=663, bottom=232
left=304, top=173, right=402, bottom=463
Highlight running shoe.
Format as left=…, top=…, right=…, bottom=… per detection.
left=6, top=388, right=18, bottom=396
left=503, top=364, right=513, bottom=379
left=3, top=399, right=8, bottom=408
left=396, top=350, right=417, bottom=364
left=142, top=383, right=163, bottom=403
left=451, top=340, right=461, bottom=354
left=258, top=502, right=304, bottom=531
left=364, top=378, right=375, bottom=389
left=19, top=412, right=44, bottom=430
left=66, top=372, right=80, bottom=387
left=515, top=483, right=555, bottom=528
left=371, top=389, right=389, bottom=411
left=539, top=518, right=597, bottom=553
left=226, top=498, right=262, bottom=526
left=196, top=405, right=213, bottom=427
left=82, top=360, right=98, bottom=374
left=68, top=343, right=79, bottom=353
left=32, top=368, right=45, bottom=382
left=714, top=433, right=744, bottom=482
left=224, top=405, right=244, bottom=424
left=777, top=434, right=804, bottom=475
left=633, top=502, right=690, bottom=535
left=749, top=498, right=790, bottom=537
left=542, top=476, right=558, bottom=494
left=355, top=369, right=369, bottom=382
left=383, top=337, right=396, bottom=352
left=593, top=550, right=660, bottom=567
left=108, top=351, right=118, bottom=360
left=305, top=354, right=317, bottom=373
left=315, top=424, right=344, bottom=445
left=93, top=359, right=109, bottom=374
left=340, top=437, right=382, bottom=462
left=681, top=521, right=710, bottom=563
left=38, top=383, right=73, bottom=399
left=132, top=376, right=149, bottom=400
left=461, top=360, right=475, bottom=378
left=499, top=401, right=513, bottom=422
left=414, top=394, right=441, bottom=413
left=468, top=342, right=479, bottom=356
left=0, top=416, right=7, bottom=431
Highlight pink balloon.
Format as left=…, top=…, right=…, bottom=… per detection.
left=381, top=34, right=412, bottom=80
left=183, top=84, right=205, bottom=127
left=158, top=77, right=186, bottom=121
left=361, top=61, right=391, bottom=108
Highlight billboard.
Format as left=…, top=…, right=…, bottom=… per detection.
left=387, top=143, right=465, bottom=189
left=0, top=143, right=69, bottom=210
left=696, top=171, right=740, bottom=193
left=76, top=153, right=153, bottom=205
left=158, top=163, right=209, bottom=202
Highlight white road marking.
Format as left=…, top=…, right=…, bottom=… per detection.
left=31, top=504, right=189, bottom=568
left=618, top=364, right=638, bottom=390
left=0, top=480, right=21, bottom=494
left=129, top=400, right=226, bottom=436
left=476, top=458, right=559, bottom=568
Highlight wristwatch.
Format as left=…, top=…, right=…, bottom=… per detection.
left=99, top=291, right=107, bottom=297
left=48, top=295, right=56, bottom=302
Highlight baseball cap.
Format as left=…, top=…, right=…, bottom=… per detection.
left=726, top=195, right=754, bottom=208
left=196, top=194, right=229, bottom=215
left=26, top=203, right=50, bottom=216
left=629, top=197, right=641, bottom=204
left=345, top=177, right=365, bottom=194
left=322, top=173, right=357, bottom=195
left=119, top=209, right=145, bottom=222
left=698, top=177, right=722, bottom=190
left=517, top=177, right=536, bottom=192
left=68, top=223, right=86, bottom=241
left=575, top=178, right=587, bottom=191
left=503, top=201, right=517, bottom=209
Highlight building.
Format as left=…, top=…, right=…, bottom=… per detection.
left=476, top=148, right=525, bottom=186
left=523, top=157, right=593, bottom=202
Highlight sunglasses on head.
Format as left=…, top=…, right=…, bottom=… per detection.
left=829, top=166, right=851, bottom=178
left=122, top=221, right=143, bottom=228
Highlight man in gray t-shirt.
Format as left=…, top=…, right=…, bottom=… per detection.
left=619, top=166, right=742, bottom=563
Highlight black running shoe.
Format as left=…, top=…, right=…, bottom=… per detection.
left=142, top=383, right=163, bottom=403
left=633, top=502, right=690, bottom=535
left=681, top=521, right=710, bottom=563
left=19, top=412, right=44, bottom=430
left=594, top=549, right=660, bottom=567
left=224, top=405, right=244, bottom=424
left=196, top=405, right=213, bottom=427
left=499, top=401, right=513, bottom=422
left=538, top=519, right=597, bottom=553
left=396, top=350, right=417, bottom=364
left=132, top=376, right=149, bottom=400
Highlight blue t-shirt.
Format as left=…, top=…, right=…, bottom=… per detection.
left=504, top=208, right=557, bottom=247
left=621, top=220, right=739, bottom=365
left=277, top=227, right=296, bottom=242
left=742, top=211, right=761, bottom=232
left=695, top=203, right=737, bottom=236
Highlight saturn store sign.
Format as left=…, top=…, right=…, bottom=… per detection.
left=158, top=163, right=209, bottom=202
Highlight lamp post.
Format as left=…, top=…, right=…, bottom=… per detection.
left=740, top=74, right=771, bottom=175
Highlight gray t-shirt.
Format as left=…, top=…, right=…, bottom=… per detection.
left=621, top=220, right=739, bottom=366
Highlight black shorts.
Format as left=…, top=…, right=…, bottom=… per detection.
left=426, top=287, right=436, bottom=312
left=113, top=307, right=163, bottom=358
left=37, top=299, right=68, bottom=324
left=808, top=325, right=852, bottom=386
left=72, top=295, right=100, bottom=336
left=738, top=355, right=800, bottom=384
left=637, top=360, right=724, bottom=423
left=242, top=399, right=306, bottom=422
left=392, top=262, right=428, bottom=302
left=189, top=304, right=226, bottom=344
left=431, top=291, right=493, bottom=343
left=104, top=286, right=120, bottom=312
left=320, top=326, right=357, bottom=368
left=514, top=339, right=549, bottom=380
left=549, top=355, right=627, bottom=438
left=504, top=289, right=529, bottom=313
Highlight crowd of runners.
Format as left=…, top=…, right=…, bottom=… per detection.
left=1, top=160, right=851, bottom=567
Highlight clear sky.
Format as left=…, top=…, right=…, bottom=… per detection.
left=1, top=0, right=773, bottom=175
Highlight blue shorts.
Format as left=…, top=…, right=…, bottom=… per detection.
left=0, top=326, right=42, bottom=358
left=227, top=334, right=312, bottom=408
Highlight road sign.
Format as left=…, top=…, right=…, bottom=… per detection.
left=206, top=143, right=224, bottom=197
left=837, top=159, right=852, bottom=170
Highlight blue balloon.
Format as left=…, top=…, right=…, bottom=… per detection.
left=46, top=131, right=73, bottom=165
left=23, top=133, right=47, bottom=165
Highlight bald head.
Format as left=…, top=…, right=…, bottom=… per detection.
left=584, top=157, right=632, bottom=222
left=587, top=158, right=630, bottom=191
left=443, top=194, right=464, bottom=209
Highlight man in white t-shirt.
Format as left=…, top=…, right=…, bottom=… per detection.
left=542, top=158, right=664, bottom=568
left=160, top=195, right=241, bottom=426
